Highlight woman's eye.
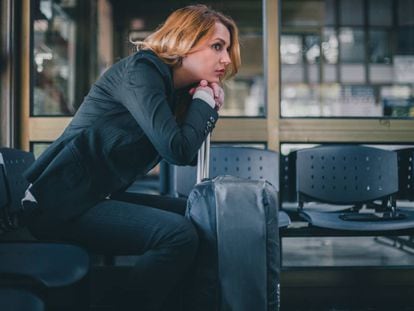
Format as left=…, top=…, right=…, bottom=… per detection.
left=212, top=43, right=222, bottom=51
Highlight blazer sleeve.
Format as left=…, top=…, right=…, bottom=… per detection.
left=121, top=61, right=219, bottom=166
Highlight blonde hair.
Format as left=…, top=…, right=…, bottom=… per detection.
left=135, top=4, right=241, bottom=79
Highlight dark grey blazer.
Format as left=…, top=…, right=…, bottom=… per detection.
left=24, top=50, right=218, bottom=224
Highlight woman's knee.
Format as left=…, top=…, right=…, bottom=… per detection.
left=162, top=215, right=199, bottom=258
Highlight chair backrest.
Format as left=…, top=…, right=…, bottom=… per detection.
left=172, top=146, right=279, bottom=197
left=0, top=148, right=35, bottom=232
left=280, top=152, right=297, bottom=202
left=396, top=148, right=414, bottom=201
left=296, top=145, right=398, bottom=205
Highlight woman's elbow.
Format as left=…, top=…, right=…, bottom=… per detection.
left=164, top=141, right=197, bottom=165
left=163, top=151, right=195, bottom=166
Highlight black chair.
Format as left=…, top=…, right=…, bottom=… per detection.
left=280, top=153, right=297, bottom=203
left=0, top=288, right=44, bottom=311
left=171, top=146, right=291, bottom=227
left=0, top=148, right=90, bottom=310
left=396, top=147, right=414, bottom=201
left=296, top=145, right=414, bottom=231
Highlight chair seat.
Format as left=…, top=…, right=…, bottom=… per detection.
left=301, top=208, right=414, bottom=231
left=0, top=288, right=44, bottom=311
left=279, top=210, right=291, bottom=228
left=0, top=242, right=89, bottom=287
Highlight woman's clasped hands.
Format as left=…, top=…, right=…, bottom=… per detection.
left=189, top=80, right=225, bottom=111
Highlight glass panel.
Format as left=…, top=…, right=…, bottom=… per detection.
left=398, top=0, right=414, bottom=26
left=281, top=83, right=384, bottom=117
left=382, top=85, right=414, bottom=117
left=394, top=55, right=414, bottom=83
left=337, top=85, right=380, bottom=116
left=127, top=0, right=264, bottom=117
left=369, top=0, right=392, bottom=26
left=281, top=35, right=304, bottom=83
left=340, top=64, right=365, bottom=83
left=281, top=1, right=325, bottom=27
left=281, top=35, right=303, bottom=65
left=304, top=35, right=320, bottom=64
left=323, top=64, right=337, bottom=82
left=397, top=26, right=414, bottom=55
left=31, top=142, right=51, bottom=158
left=305, top=35, right=321, bottom=83
left=280, top=0, right=414, bottom=118
left=33, top=0, right=77, bottom=116
left=322, top=28, right=338, bottom=64
left=369, top=30, right=392, bottom=64
left=324, top=0, right=336, bottom=26
left=227, top=29, right=264, bottom=116
left=339, top=0, right=364, bottom=26
left=369, top=64, right=393, bottom=83
left=281, top=65, right=304, bottom=84
left=281, top=84, right=323, bottom=117
left=0, top=1, right=6, bottom=142
left=339, top=28, right=365, bottom=63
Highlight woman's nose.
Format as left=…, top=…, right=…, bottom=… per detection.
left=220, top=51, right=231, bottom=65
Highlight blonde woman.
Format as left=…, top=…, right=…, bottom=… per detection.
left=22, top=4, right=240, bottom=311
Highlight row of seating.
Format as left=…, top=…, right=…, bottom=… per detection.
left=170, top=145, right=414, bottom=233
left=1, top=145, right=414, bottom=309
left=281, top=146, right=414, bottom=203
left=281, top=146, right=414, bottom=233
left=170, top=146, right=292, bottom=227
left=0, top=148, right=90, bottom=310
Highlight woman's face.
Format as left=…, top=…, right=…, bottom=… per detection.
left=182, top=22, right=232, bottom=84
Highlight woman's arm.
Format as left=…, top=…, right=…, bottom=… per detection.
left=122, top=61, right=219, bottom=165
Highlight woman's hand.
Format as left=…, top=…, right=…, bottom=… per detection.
left=189, top=80, right=225, bottom=111
left=209, top=82, right=224, bottom=111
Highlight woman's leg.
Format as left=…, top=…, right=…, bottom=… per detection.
left=110, top=191, right=188, bottom=215
left=30, top=198, right=197, bottom=311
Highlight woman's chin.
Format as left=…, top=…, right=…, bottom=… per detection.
left=208, top=77, right=220, bottom=83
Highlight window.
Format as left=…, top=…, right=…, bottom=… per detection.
left=1, top=0, right=13, bottom=146
left=280, top=0, right=414, bottom=118
left=32, top=0, right=78, bottom=116
left=31, top=142, right=51, bottom=159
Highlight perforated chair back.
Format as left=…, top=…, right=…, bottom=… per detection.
left=396, top=148, right=414, bottom=200
left=280, top=152, right=297, bottom=202
left=296, top=145, right=398, bottom=205
left=173, top=146, right=279, bottom=197
left=0, top=148, right=34, bottom=232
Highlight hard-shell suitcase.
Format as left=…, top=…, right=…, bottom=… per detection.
left=185, top=135, right=280, bottom=311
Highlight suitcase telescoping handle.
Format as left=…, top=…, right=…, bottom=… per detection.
left=196, top=134, right=211, bottom=183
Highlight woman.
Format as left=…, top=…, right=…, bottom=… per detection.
left=22, top=4, right=240, bottom=311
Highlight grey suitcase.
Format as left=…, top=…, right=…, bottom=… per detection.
left=185, top=136, right=280, bottom=310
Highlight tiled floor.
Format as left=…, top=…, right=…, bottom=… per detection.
left=283, top=234, right=414, bottom=267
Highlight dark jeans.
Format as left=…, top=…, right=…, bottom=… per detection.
left=28, top=192, right=196, bottom=311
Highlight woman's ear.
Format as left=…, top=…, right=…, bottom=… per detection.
left=177, top=56, right=184, bottom=67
